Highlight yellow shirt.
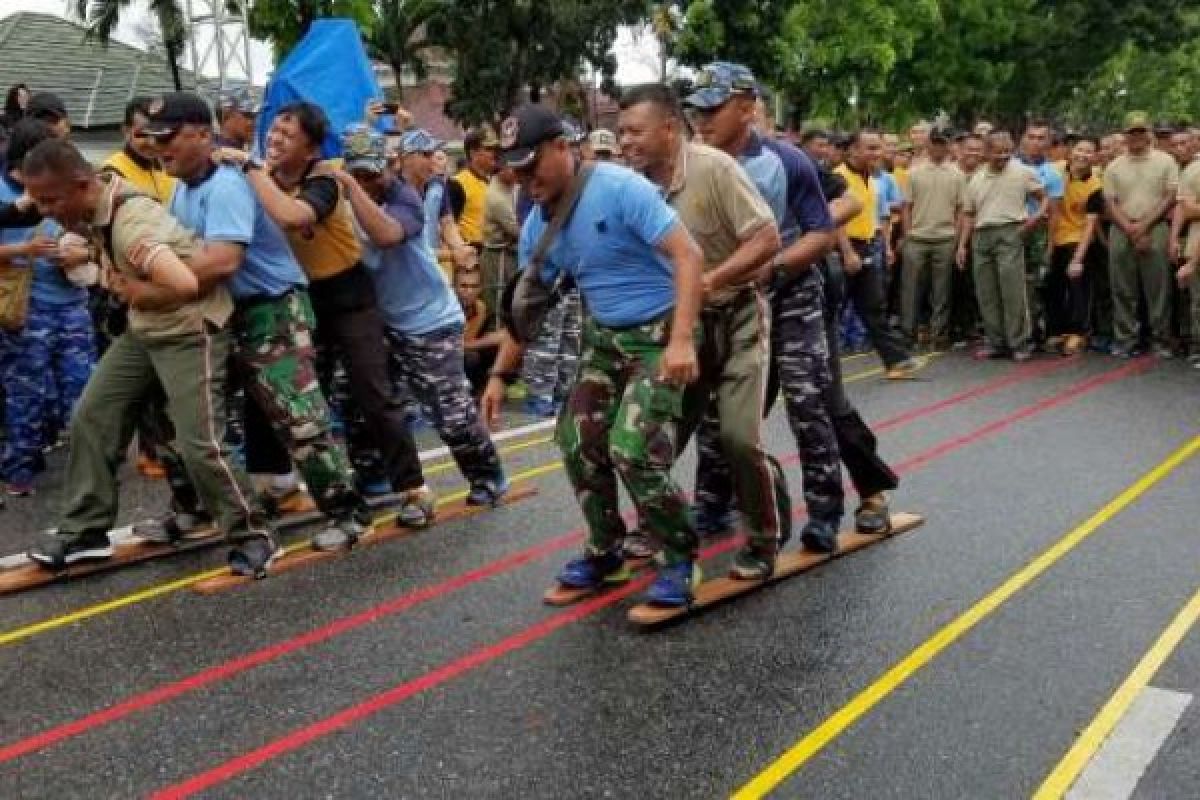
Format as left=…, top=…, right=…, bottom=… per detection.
left=1053, top=171, right=1104, bottom=247
left=453, top=168, right=489, bottom=245
left=834, top=164, right=877, bottom=240
left=893, top=165, right=910, bottom=197
left=283, top=163, right=363, bottom=282
left=102, top=150, right=177, bottom=205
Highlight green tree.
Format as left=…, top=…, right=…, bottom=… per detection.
left=73, top=0, right=188, bottom=90
left=426, top=0, right=650, bottom=126
left=368, top=0, right=440, bottom=97
left=246, top=0, right=375, bottom=59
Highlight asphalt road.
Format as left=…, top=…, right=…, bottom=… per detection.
left=0, top=351, right=1197, bottom=799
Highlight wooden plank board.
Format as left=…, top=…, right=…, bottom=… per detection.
left=542, top=556, right=653, bottom=606
left=0, top=491, right=430, bottom=596
left=627, top=512, right=924, bottom=627
left=191, top=485, right=540, bottom=595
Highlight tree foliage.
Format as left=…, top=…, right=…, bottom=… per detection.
left=73, top=0, right=189, bottom=90
left=425, top=0, right=650, bottom=126
left=246, top=0, right=376, bottom=59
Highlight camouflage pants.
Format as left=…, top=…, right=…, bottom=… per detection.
left=557, top=315, right=697, bottom=565
left=479, top=246, right=516, bottom=319
left=686, top=290, right=782, bottom=546
left=1023, top=224, right=1050, bottom=340
left=694, top=276, right=844, bottom=527
left=160, top=291, right=363, bottom=519
left=522, top=288, right=582, bottom=403
left=386, top=324, right=503, bottom=487
left=0, top=300, right=96, bottom=485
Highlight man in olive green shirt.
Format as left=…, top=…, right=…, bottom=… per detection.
left=618, top=83, right=789, bottom=579
left=1103, top=111, right=1181, bottom=357
left=957, top=130, right=1047, bottom=360
left=901, top=125, right=964, bottom=347
left=480, top=165, right=519, bottom=315
left=19, top=139, right=275, bottom=574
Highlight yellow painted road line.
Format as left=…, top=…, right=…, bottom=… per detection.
left=1033, top=585, right=1200, bottom=799
left=0, top=460, right=565, bottom=648
left=731, top=434, right=1200, bottom=800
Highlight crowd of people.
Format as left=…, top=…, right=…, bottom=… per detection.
left=0, top=61, right=1195, bottom=604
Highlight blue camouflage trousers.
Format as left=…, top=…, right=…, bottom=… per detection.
left=386, top=324, right=504, bottom=488
left=1, top=300, right=96, bottom=485
left=522, top=288, right=582, bottom=403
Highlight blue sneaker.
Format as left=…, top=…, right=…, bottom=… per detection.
left=523, top=396, right=558, bottom=418
left=645, top=561, right=700, bottom=607
left=358, top=477, right=393, bottom=498
left=557, top=551, right=628, bottom=589
left=800, top=519, right=840, bottom=554
left=466, top=476, right=510, bottom=507
left=693, top=505, right=739, bottom=538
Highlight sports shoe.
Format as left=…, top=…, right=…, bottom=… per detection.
left=228, top=534, right=280, bottom=579
left=6, top=483, right=34, bottom=497
left=800, top=519, right=840, bottom=554
left=730, top=543, right=777, bottom=581
left=467, top=476, right=509, bottom=507
left=693, top=504, right=739, bottom=538
left=885, top=357, right=921, bottom=380
left=1153, top=345, right=1174, bottom=360
left=974, top=345, right=1008, bottom=360
left=136, top=454, right=166, bottom=480
left=621, top=529, right=659, bottom=560
left=270, top=488, right=318, bottom=516
left=134, top=511, right=216, bottom=545
left=1190, top=354, right=1200, bottom=370
left=396, top=484, right=437, bottom=527
left=644, top=561, right=700, bottom=607
left=1012, top=347, right=1034, bottom=363
left=556, top=551, right=628, bottom=589
left=358, top=477, right=393, bottom=498
left=523, top=396, right=558, bottom=418
left=28, top=530, right=114, bottom=570
left=311, top=515, right=367, bottom=551
left=855, top=494, right=892, bottom=535
left=1062, top=334, right=1086, bottom=356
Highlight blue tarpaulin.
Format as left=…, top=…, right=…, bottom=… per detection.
left=256, top=19, right=381, bottom=158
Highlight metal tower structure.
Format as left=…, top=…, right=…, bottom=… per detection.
left=184, top=0, right=253, bottom=89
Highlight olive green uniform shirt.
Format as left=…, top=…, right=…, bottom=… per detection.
left=964, top=160, right=1042, bottom=229
left=1103, top=149, right=1180, bottom=221
left=907, top=160, right=966, bottom=241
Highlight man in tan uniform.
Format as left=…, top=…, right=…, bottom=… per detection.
left=1103, top=111, right=1181, bottom=358
left=957, top=130, right=1047, bottom=360
left=479, top=163, right=519, bottom=316
left=20, top=139, right=276, bottom=574
left=1172, top=150, right=1200, bottom=367
left=618, top=82, right=788, bottom=579
left=901, top=125, right=965, bottom=348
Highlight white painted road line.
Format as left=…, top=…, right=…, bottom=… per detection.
left=418, top=417, right=556, bottom=462
left=1066, top=687, right=1192, bottom=800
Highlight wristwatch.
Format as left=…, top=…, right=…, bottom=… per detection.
left=771, top=254, right=790, bottom=282
left=242, top=156, right=264, bottom=174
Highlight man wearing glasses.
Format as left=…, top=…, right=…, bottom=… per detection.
left=480, top=105, right=706, bottom=608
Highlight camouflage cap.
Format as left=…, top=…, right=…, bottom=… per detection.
left=684, top=62, right=757, bottom=110
left=341, top=123, right=388, bottom=173
left=217, top=86, right=261, bottom=116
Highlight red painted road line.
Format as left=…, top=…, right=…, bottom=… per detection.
left=0, top=357, right=1098, bottom=766
left=147, top=359, right=1150, bottom=799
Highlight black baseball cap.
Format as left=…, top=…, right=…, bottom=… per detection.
left=143, top=92, right=214, bottom=136
left=27, top=92, right=67, bottom=121
left=498, top=105, right=565, bottom=169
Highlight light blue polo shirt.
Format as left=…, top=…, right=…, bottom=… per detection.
left=0, top=176, right=81, bottom=307
left=519, top=163, right=680, bottom=328
left=874, top=169, right=904, bottom=223
left=361, top=177, right=464, bottom=336
left=1021, top=157, right=1064, bottom=216
left=169, top=165, right=307, bottom=301
left=737, top=132, right=787, bottom=223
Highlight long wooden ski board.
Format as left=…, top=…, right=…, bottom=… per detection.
left=191, top=485, right=539, bottom=595
left=0, top=488, right=533, bottom=595
left=627, top=512, right=924, bottom=627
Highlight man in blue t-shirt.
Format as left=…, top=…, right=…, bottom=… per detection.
left=136, top=92, right=410, bottom=554
left=1019, top=121, right=1065, bottom=342
left=480, top=104, right=705, bottom=607
left=335, top=124, right=506, bottom=499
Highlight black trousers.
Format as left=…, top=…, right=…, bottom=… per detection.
left=846, top=238, right=911, bottom=368
left=1045, top=245, right=1093, bottom=337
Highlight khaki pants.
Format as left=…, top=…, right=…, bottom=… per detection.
left=972, top=223, right=1031, bottom=351
left=57, top=326, right=267, bottom=540
left=901, top=237, right=956, bottom=343
left=1109, top=224, right=1171, bottom=350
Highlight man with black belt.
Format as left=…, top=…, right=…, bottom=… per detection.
left=212, top=100, right=440, bottom=528
left=834, top=130, right=919, bottom=378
